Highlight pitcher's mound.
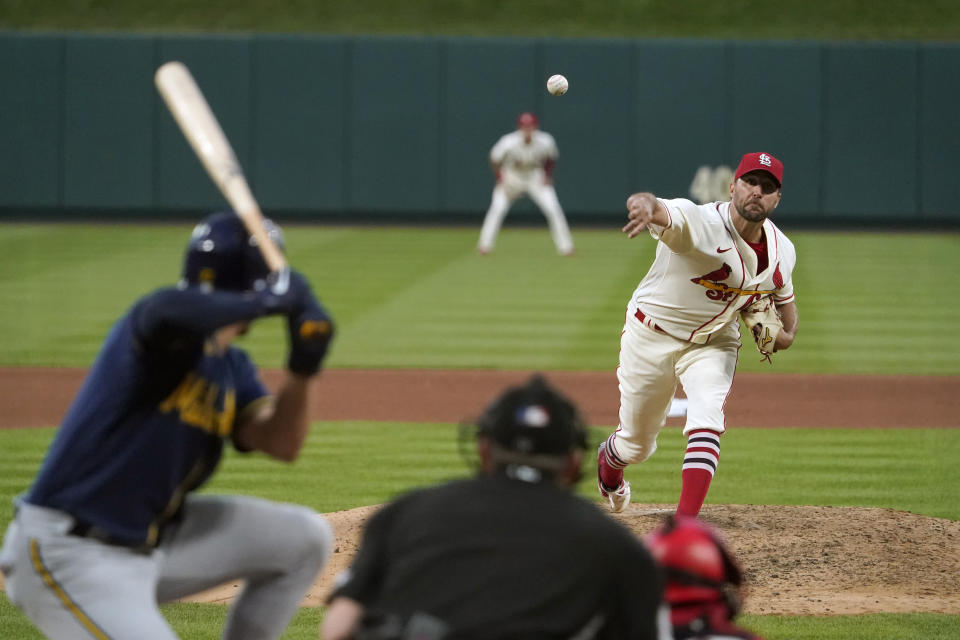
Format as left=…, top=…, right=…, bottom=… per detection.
left=180, top=503, right=960, bottom=616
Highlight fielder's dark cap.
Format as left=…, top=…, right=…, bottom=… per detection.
left=734, top=152, right=783, bottom=188
left=476, top=374, right=587, bottom=456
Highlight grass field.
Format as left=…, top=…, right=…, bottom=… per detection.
left=2, top=423, right=958, bottom=536
left=2, top=598, right=954, bottom=640
left=1, top=422, right=959, bottom=638
left=3, top=0, right=959, bottom=40
left=3, top=2, right=957, bottom=637
left=1, top=224, right=958, bottom=639
left=1, top=225, right=958, bottom=374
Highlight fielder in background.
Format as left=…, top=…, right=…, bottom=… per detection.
left=645, top=516, right=765, bottom=640
left=477, top=112, right=575, bottom=256
left=322, top=375, right=670, bottom=640
left=0, top=212, right=336, bottom=640
left=597, top=152, right=799, bottom=516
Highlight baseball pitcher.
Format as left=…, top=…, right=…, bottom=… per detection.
left=477, top=112, right=575, bottom=256
left=0, top=212, right=336, bottom=639
left=597, top=152, right=799, bottom=516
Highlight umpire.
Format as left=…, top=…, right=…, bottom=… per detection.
left=322, top=375, right=669, bottom=640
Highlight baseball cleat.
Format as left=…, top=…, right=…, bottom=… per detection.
left=597, top=442, right=631, bottom=512
left=598, top=479, right=631, bottom=513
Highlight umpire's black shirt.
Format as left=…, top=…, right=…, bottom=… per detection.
left=330, top=471, right=664, bottom=639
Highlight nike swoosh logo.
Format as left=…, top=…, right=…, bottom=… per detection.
left=717, top=247, right=731, bottom=253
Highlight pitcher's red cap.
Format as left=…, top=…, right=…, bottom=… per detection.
left=734, top=152, right=783, bottom=187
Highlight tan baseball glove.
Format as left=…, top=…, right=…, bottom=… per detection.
left=740, top=296, right=782, bottom=363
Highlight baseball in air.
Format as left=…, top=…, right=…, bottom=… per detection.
left=547, top=74, right=569, bottom=96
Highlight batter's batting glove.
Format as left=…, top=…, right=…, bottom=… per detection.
left=287, top=299, right=335, bottom=377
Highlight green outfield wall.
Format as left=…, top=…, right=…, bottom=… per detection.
left=1, top=31, right=958, bottom=224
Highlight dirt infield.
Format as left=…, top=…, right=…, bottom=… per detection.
left=185, top=503, right=960, bottom=616
left=2, top=367, right=959, bottom=616
left=2, top=367, right=959, bottom=430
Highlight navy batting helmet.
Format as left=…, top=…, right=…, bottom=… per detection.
left=181, top=211, right=284, bottom=292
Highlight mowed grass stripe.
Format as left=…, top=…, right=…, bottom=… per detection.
left=702, top=429, right=959, bottom=520
left=0, top=226, right=181, bottom=366
left=334, top=228, right=624, bottom=369
left=1, top=225, right=959, bottom=373
left=0, top=423, right=957, bottom=531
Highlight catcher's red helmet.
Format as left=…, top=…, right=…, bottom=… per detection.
left=517, top=112, right=538, bottom=129
left=644, top=516, right=743, bottom=616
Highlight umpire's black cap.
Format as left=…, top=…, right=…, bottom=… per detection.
left=476, top=374, right=588, bottom=456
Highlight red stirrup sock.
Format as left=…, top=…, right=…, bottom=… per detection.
left=598, top=433, right=627, bottom=490
left=677, top=429, right=721, bottom=517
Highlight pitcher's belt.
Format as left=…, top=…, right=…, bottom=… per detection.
left=634, top=308, right=666, bottom=333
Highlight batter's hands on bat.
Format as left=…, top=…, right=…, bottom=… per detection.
left=623, top=192, right=667, bottom=238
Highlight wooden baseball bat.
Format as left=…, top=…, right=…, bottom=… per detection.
left=154, top=60, right=287, bottom=276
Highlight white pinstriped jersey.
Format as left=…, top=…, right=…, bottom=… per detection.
left=627, top=198, right=796, bottom=344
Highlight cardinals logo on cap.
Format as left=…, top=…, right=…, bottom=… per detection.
left=734, top=152, right=783, bottom=186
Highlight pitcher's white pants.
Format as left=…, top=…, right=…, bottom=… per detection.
left=611, top=316, right=740, bottom=464
left=478, top=179, right=574, bottom=255
left=0, top=496, right=333, bottom=640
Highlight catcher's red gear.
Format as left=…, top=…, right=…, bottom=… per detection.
left=644, top=516, right=743, bottom=619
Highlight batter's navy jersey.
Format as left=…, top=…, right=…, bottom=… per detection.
left=25, top=290, right=269, bottom=547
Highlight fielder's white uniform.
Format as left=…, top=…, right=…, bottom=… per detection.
left=613, top=197, right=796, bottom=464
left=478, top=129, right=575, bottom=255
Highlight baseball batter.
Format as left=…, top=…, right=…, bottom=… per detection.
left=0, top=212, right=336, bottom=639
left=477, top=112, right=575, bottom=255
left=597, top=152, right=799, bottom=516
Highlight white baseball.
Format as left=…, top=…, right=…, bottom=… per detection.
left=547, top=74, right=568, bottom=96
